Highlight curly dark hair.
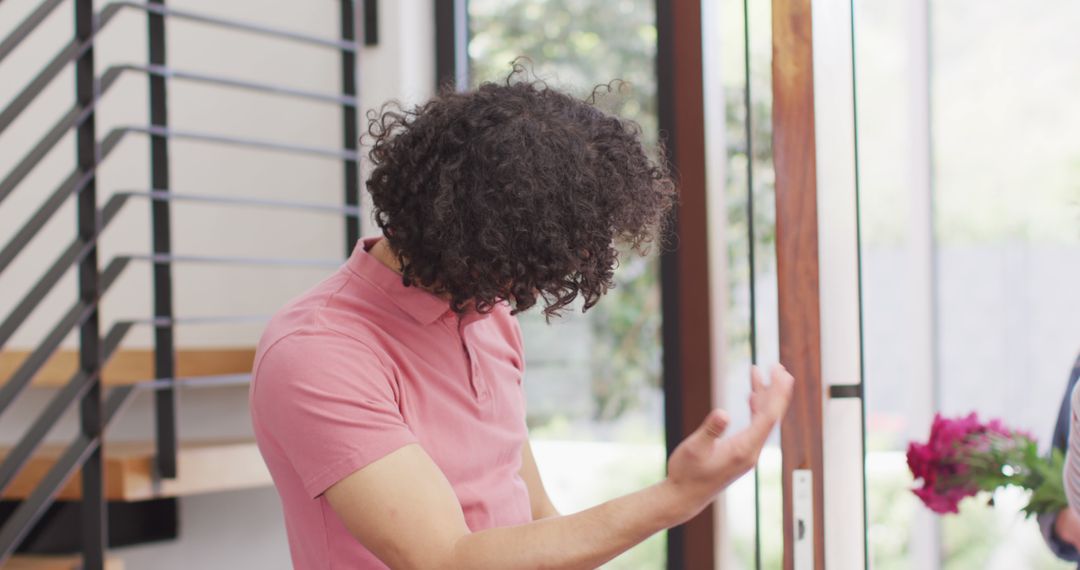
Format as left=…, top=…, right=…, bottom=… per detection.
left=365, top=68, right=675, bottom=318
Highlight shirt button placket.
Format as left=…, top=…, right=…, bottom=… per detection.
left=458, top=317, right=488, bottom=401
left=472, top=356, right=487, bottom=401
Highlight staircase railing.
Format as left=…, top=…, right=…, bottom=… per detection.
left=0, top=1, right=364, bottom=567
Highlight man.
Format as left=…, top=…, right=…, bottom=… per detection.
left=250, top=74, right=795, bottom=569
left=1040, top=352, right=1080, bottom=565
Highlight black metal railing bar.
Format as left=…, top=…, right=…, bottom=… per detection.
left=0, top=125, right=126, bottom=273
left=115, top=189, right=362, bottom=217
left=0, top=0, right=67, bottom=65
left=119, top=124, right=360, bottom=161
left=339, top=0, right=360, bottom=254
left=0, top=322, right=132, bottom=497
left=104, top=1, right=358, bottom=53
left=136, top=373, right=252, bottom=391
left=123, top=252, right=343, bottom=268
left=132, top=314, right=270, bottom=326
left=104, top=63, right=359, bottom=107
left=0, top=381, right=140, bottom=565
left=73, top=0, right=107, bottom=564
left=0, top=258, right=128, bottom=415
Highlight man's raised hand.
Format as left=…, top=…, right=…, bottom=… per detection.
left=663, top=365, right=796, bottom=524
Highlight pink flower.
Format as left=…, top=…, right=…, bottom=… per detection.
left=907, top=412, right=1024, bottom=515
left=906, top=441, right=935, bottom=482
left=914, top=486, right=961, bottom=514
left=914, top=483, right=977, bottom=514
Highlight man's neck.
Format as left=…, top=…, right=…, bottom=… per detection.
left=369, top=237, right=404, bottom=276
left=369, top=238, right=470, bottom=309
left=367, top=236, right=477, bottom=308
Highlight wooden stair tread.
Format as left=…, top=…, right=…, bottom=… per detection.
left=1, top=439, right=270, bottom=501
left=2, top=555, right=123, bottom=570
left=0, top=348, right=255, bottom=388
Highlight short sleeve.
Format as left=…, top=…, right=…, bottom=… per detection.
left=251, top=332, right=418, bottom=498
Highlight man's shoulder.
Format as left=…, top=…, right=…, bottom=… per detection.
left=258, top=267, right=392, bottom=352
left=253, top=280, right=392, bottom=384
left=249, top=327, right=398, bottom=434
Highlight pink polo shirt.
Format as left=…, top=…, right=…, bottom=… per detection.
left=250, top=237, right=532, bottom=569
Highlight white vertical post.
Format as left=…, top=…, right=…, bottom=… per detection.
left=811, top=0, right=867, bottom=567
left=701, top=0, right=731, bottom=565
left=906, top=0, right=942, bottom=566
left=358, top=0, right=435, bottom=229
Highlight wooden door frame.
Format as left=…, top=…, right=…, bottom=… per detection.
left=772, top=0, right=828, bottom=568
left=656, top=0, right=717, bottom=568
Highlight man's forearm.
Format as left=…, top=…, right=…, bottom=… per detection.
left=449, top=481, right=688, bottom=570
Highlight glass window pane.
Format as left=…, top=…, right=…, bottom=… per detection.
left=707, top=0, right=779, bottom=566
left=858, top=0, right=1080, bottom=567
left=855, top=1, right=936, bottom=567
left=933, top=1, right=1080, bottom=567
left=467, top=2, right=665, bottom=567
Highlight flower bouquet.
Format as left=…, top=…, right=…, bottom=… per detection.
left=907, top=412, right=1067, bottom=516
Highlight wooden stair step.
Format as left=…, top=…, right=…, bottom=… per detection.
left=2, top=555, right=123, bottom=570
left=2, top=439, right=270, bottom=501
left=0, top=348, right=256, bottom=388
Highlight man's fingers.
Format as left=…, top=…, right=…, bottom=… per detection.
left=770, top=364, right=792, bottom=392
left=744, top=365, right=796, bottom=443
left=699, top=409, right=731, bottom=439
left=769, top=365, right=796, bottom=411
left=694, top=365, right=795, bottom=451
left=750, top=365, right=766, bottom=393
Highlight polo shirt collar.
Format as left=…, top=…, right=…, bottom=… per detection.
left=347, top=237, right=455, bottom=325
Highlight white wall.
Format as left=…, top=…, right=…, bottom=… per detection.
left=0, top=0, right=434, bottom=567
